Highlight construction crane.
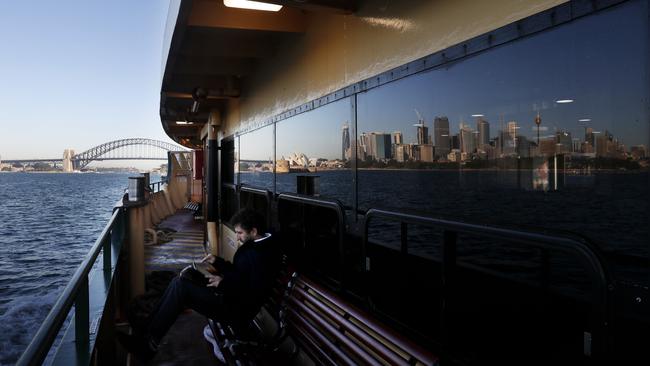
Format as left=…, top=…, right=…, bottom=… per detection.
left=414, top=108, right=424, bottom=125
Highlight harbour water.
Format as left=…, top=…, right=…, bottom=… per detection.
left=0, top=172, right=155, bottom=366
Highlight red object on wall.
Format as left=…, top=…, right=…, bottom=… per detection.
left=193, top=150, right=204, bottom=180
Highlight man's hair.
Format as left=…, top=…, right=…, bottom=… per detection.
left=230, top=208, right=266, bottom=233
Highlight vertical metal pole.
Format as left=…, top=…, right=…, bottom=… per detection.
left=103, top=233, right=112, bottom=272
left=128, top=206, right=145, bottom=298
left=207, top=112, right=220, bottom=256
left=350, top=95, right=358, bottom=220
left=75, top=277, right=90, bottom=349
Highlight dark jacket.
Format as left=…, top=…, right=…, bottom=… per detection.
left=215, top=233, right=281, bottom=322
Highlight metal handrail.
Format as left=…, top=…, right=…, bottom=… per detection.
left=17, top=209, right=125, bottom=366
left=149, top=180, right=164, bottom=193
left=277, top=193, right=346, bottom=287
left=362, top=208, right=611, bottom=360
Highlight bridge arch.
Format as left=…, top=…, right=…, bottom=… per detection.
left=72, top=138, right=184, bottom=170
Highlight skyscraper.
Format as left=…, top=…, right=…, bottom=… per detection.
left=459, top=123, right=476, bottom=155
left=476, top=117, right=489, bottom=147
left=393, top=131, right=403, bottom=145
left=415, top=124, right=429, bottom=145
left=371, top=133, right=392, bottom=160
left=434, top=116, right=450, bottom=157
left=341, top=123, right=351, bottom=160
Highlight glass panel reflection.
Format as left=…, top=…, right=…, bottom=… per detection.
left=239, top=125, right=274, bottom=191
left=276, top=98, right=353, bottom=207
left=357, top=0, right=649, bottom=284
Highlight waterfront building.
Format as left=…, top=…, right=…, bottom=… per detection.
left=434, top=116, right=451, bottom=158
left=418, top=144, right=434, bottom=163
left=460, top=123, right=476, bottom=156
left=368, top=132, right=391, bottom=161
left=447, top=149, right=461, bottom=162
left=572, top=138, right=581, bottom=153
left=451, top=134, right=460, bottom=150
left=394, top=144, right=407, bottom=162
left=341, top=123, right=351, bottom=161
left=539, top=138, right=557, bottom=156
left=477, top=117, right=490, bottom=148
left=415, top=123, right=429, bottom=145
left=392, top=131, right=403, bottom=145
left=556, top=131, right=572, bottom=154
left=585, top=127, right=595, bottom=146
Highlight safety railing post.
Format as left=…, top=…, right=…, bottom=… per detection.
left=74, top=277, right=90, bottom=348
left=103, top=232, right=112, bottom=272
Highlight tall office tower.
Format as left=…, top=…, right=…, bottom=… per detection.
left=572, top=138, right=581, bottom=153
left=477, top=117, right=490, bottom=147
left=585, top=127, right=594, bottom=146
left=341, top=123, right=351, bottom=160
left=507, top=121, right=518, bottom=140
left=556, top=130, right=572, bottom=153
left=358, top=133, right=369, bottom=160
left=393, top=131, right=403, bottom=145
left=434, top=116, right=451, bottom=157
left=459, top=124, right=476, bottom=154
left=367, top=133, right=377, bottom=160
left=415, top=123, right=429, bottom=145
left=451, top=135, right=460, bottom=150
left=394, top=144, right=407, bottom=162
left=371, top=133, right=392, bottom=160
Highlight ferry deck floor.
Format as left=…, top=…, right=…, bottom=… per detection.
left=121, top=209, right=222, bottom=365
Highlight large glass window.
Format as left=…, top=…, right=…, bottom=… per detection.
left=357, top=0, right=649, bottom=287
left=239, top=125, right=274, bottom=192
left=276, top=98, right=353, bottom=207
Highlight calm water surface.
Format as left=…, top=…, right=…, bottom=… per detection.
left=0, top=172, right=153, bottom=365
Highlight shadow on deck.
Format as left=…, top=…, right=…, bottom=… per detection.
left=124, top=209, right=222, bottom=365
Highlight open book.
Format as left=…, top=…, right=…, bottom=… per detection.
left=192, top=261, right=217, bottom=277
left=179, top=261, right=217, bottom=286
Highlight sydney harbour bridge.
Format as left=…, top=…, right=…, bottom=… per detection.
left=1, top=138, right=185, bottom=172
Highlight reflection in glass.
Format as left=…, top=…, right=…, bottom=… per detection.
left=276, top=98, right=353, bottom=206
left=357, top=0, right=648, bottom=285
left=239, top=125, right=274, bottom=191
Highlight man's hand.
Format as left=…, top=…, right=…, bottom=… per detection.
left=201, top=254, right=216, bottom=264
left=206, top=274, right=223, bottom=288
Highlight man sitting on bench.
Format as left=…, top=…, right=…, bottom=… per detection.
left=119, top=208, right=281, bottom=362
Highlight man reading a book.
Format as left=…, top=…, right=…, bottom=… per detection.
left=119, top=208, right=281, bottom=361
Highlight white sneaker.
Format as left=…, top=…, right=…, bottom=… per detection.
left=203, top=324, right=226, bottom=363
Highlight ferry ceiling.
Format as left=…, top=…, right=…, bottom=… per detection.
left=160, top=0, right=358, bottom=148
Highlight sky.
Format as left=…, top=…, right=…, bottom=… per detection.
left=0, top=0, right=176, bottom=169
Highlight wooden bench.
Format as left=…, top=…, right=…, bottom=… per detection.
left=285, top=275, right=439, bottom=366
left=206, top=271, right=299, bottom=365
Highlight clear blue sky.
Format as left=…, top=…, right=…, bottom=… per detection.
left=0, top=0, right=175, bottom=168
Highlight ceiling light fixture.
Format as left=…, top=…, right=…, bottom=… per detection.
left=223, top=0, right=283, bottom=12
left=556, top=99, right=574, bottom=104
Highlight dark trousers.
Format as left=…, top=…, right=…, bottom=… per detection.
left=147, top=276, right=226, bottom=342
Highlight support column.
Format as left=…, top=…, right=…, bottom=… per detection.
left=127, top=206, right=145, bottom=298
left=206, top=111, right=220, bottom=255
